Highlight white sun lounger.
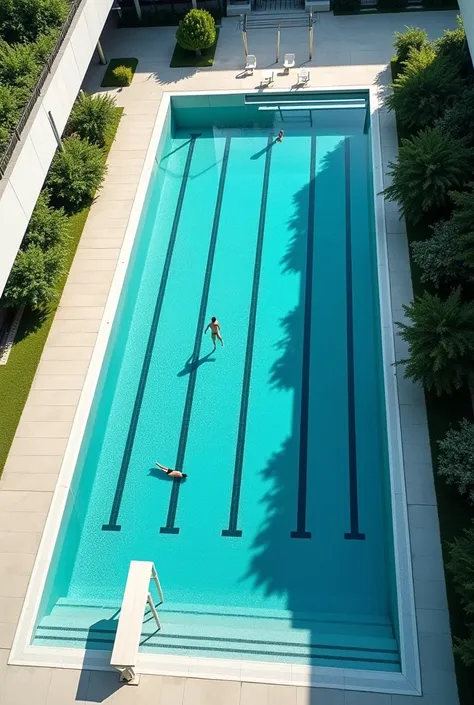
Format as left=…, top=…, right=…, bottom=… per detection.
left=284, top=53, right=295, bottom=72
left=298, top=67, right=310, bottom=85
left=245, top=54, right=257, bottom=74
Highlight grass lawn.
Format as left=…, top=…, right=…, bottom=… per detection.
left=0, top=108, right=123, bottom=475
left=170, top=32, right=219, bottom=68
left=101, top=59, right=138, bottom=87
left=390, top=58, right=474, bottom=705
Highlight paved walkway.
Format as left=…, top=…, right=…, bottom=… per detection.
left=0, top=9, right=460, bottom=705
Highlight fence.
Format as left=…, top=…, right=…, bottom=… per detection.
left=0, top=0, right=84, bottom=178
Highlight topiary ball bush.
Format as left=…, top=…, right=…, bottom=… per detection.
left=47, top=135, right=107, bottom=213
left=176, top=9, right=216, bottom=54
left=112, top=65, right=133, bottom=86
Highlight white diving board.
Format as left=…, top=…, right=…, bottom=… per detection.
left=111, top=561, right=163, bottom=685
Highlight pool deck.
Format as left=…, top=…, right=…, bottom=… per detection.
left=0, top=9, right=460, bottom=705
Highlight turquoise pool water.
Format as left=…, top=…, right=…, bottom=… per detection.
left=34, top=93, right=399, bottom=671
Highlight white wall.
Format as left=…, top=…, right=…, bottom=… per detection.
left=0, top=0, right=114, bottom=297
left=459, top=0, right=474, bottom=60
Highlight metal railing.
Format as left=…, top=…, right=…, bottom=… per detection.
left=0, top=0, right=84, bottom=178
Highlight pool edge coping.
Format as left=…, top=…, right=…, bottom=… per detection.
left=8, top=86, right=421, bottom=696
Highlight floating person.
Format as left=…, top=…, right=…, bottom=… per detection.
left=155, top=461, right=187, bottom=479
left=204, top=316, right=224, bottom=350
left=276, top=130, right=284, bottom=143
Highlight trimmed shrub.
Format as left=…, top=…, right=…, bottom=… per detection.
left=447, top=528, right=474, bottom=666
left=0, top=0, right=69, bottom=44
left=23, top=192, right=69, bottom=249
left=0, top=40, right=40, bottom=89
left=112, top=65, right=133, bottom=87
left=176, top=9, right=216, bottom=55
left=397, top=288, right=474, bottom=396
left=436, top=88, right=474, bottom=143
left=411, top=219, right=469, bottom=288
left=435, top=16, right=472, bottom=78
left=69, top=92, right=117, bottom=147
left=47, top=136, right=107, bottom=213
left=438, top=419, right=474, bottom=504
left=1, top=243, right=65, bottom=309
left=387, top=45, right=464, bottom=132
left=394, top=26, right=429, bottom=65
left=384, top=127, right=473, bottom=224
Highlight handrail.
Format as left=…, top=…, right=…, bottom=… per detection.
left=0, top=0, right=84, bottom=178
left=110, top=561, right=164, bottom=685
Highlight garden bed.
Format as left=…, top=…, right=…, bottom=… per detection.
left=170, top=30, right=219, bottom=68
left=101, top=58, right=138, bottom=87
left=0, top=108, right=123, bottom=475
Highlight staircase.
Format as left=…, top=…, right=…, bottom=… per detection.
left=34, top=599, right=400, bottom=672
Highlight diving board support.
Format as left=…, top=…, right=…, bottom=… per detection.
left=110, top=561, right=164, bottom=685
left=242, top=14, right=249, bottom=57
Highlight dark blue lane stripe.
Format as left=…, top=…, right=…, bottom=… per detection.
left=160, top=136, right=232, bottom=535
left=344, top=137, right=365, bottom=541
left=290, top=135, right=316, bottom=540
left=222, top=135, right=273, bottom=538
left=102, top=136, right=198, bottom=532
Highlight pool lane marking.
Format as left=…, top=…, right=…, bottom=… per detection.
left=290, top=134, right=316, bottom=540
left=160, top=135, right=232, bottom=535
left=222, top=135, right=273, bottom=538
left=343, top=137, right=365, bottom=541
left=102, top=135, right=199, bottom=532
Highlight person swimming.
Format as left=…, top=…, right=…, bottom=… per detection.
left=204, top=316, right=224, bottom=350
left=155, top=461, right=187, bottom=479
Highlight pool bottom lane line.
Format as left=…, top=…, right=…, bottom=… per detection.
left=222, top=135, right=273, bottom=538
left=160, top=136, right=232, bottom=535
left=102, top=136, right=197, bottom=532
left=290, top=134, right=316, bottom=540
left=343, top=137, right=365, bottom=541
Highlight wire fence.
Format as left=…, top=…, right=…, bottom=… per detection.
left=0, top=0, right=84, bottom=178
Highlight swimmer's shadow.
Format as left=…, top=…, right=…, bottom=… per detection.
left=177, top=350, right=216, bottom=377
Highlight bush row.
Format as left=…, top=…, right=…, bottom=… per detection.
left=386, top=20, right=474, bottom=664
left=1, top=92, right=116, bottom=310
left=0, top=0, right=70, bottom=152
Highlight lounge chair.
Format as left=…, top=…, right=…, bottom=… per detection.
left=298, top=67, right=310, bottom=85
left=283, top=53, right=295, bottom=73
left=245, top=54, right=257, bottom=74
left=261, top=70, right=274, bottom=86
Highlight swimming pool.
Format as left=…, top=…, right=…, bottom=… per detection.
left=13, top=91, right=419, bottom=690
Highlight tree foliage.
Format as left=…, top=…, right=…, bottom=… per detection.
left=68, top=92, right=117, bottom=147
left=23, top=192, right=69, bottom=249
left=47, top=136, right=106, bottom=212
left=397, top=289, right=474, bottom=396
left=451, top=186, right=474, bottom=268
left=393, top=25, right=428, bottom=65
left=411, top=219, right=470, bottom=288
left=0, top=40, right=40, bottom=88
left=436, top=88, right=474, bottom=143
left=438, top=419, right=474, bottom=504
left=384, top=127, right=473, bottom=224
left=435, top=15, right=472, bottom=78
left=1, top=243, right=65, bottom=309
left=0, top=0, right=69, bottom=44
left=387, top=45, right=465, bottom=132
left=447, top=527, right=474, bottom=666
left=176, top=9, right=216, bottom=53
